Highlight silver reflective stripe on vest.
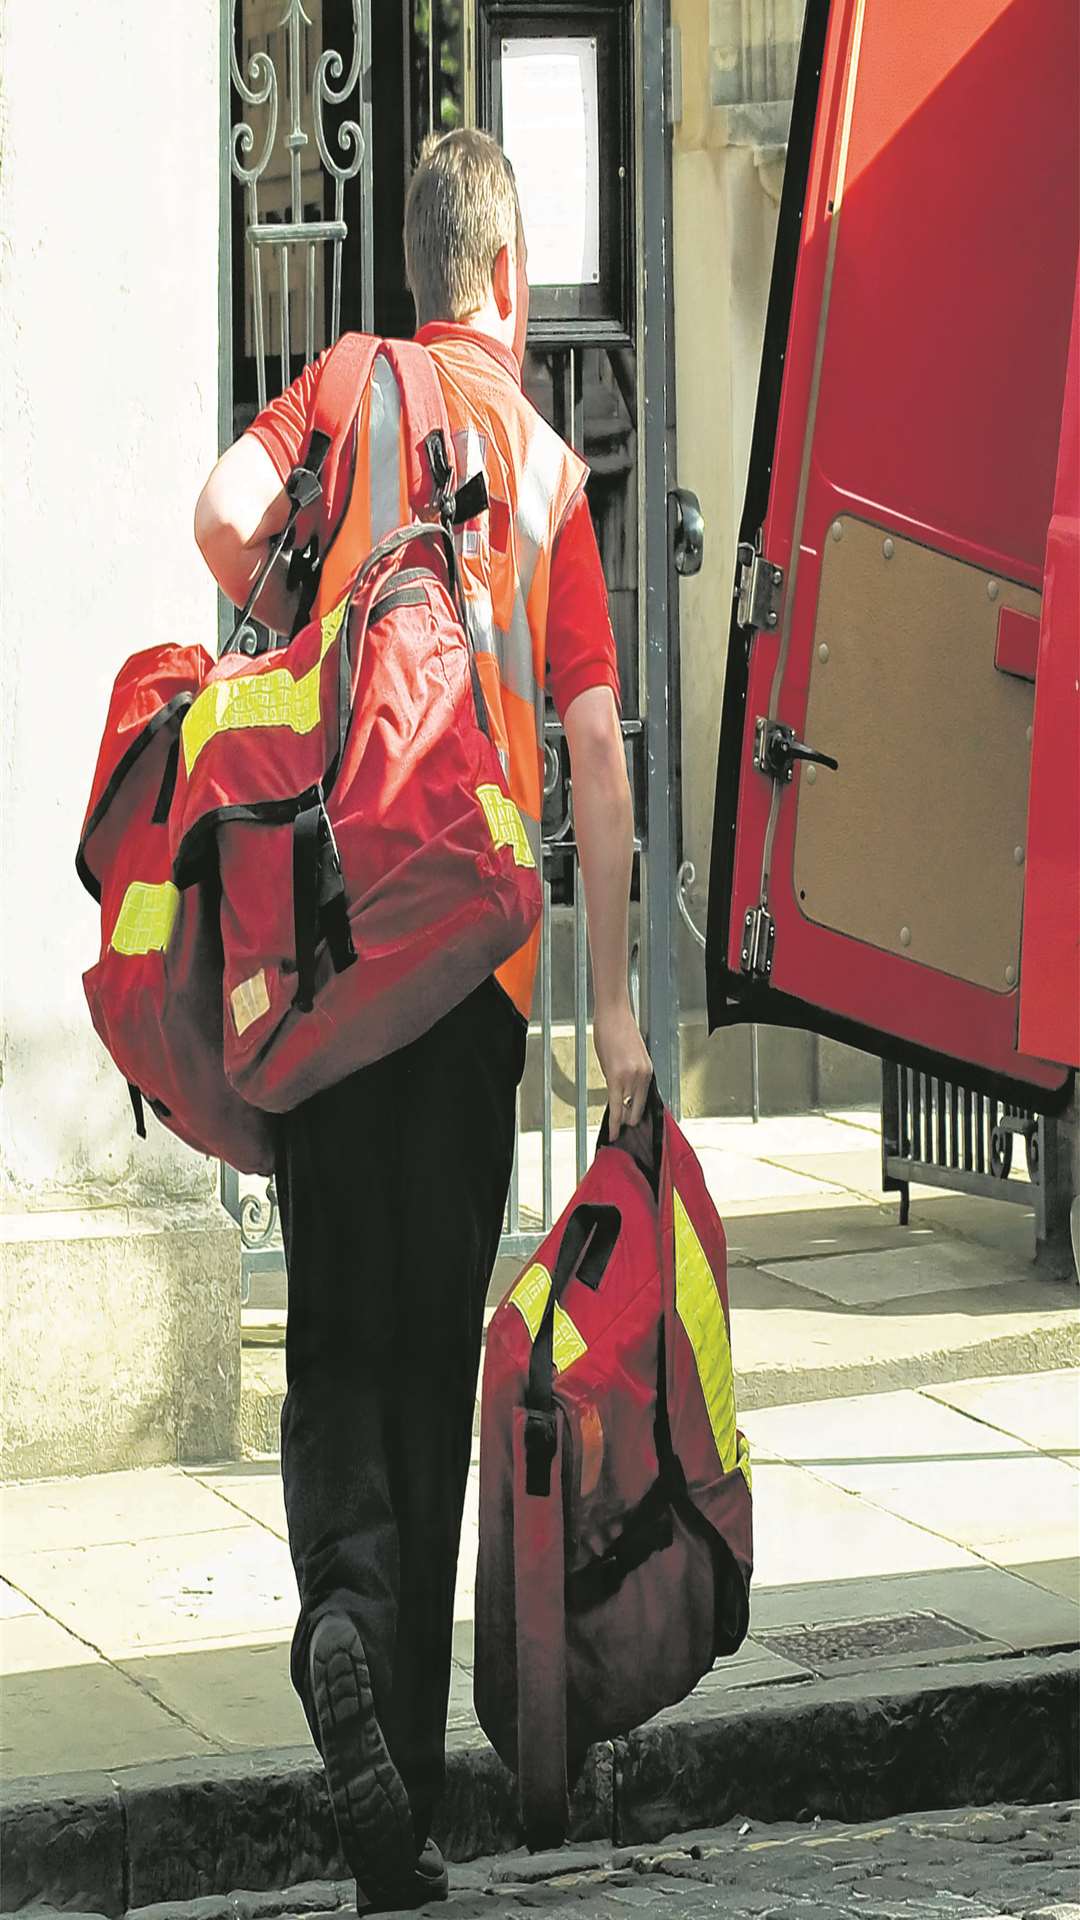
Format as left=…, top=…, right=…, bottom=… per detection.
left=369, top=354, right=402, bottom=543
left=463, top=584, right=535, bottom=713
left=515, top=416, right=567, bottom=602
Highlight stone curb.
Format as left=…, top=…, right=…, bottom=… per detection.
left=1, top=1652, right=1075, bottom=1916
left=240, top=1326, right=1080, bottom=1453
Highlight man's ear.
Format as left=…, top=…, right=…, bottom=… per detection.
left=492, top=243, right=513, bottom=319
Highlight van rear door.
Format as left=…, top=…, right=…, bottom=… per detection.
left=705, top=0, right=1078, bottom=1105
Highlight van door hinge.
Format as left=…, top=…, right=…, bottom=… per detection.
left=741, top=905, right=775, bottom=978
left=736, top=542, right=784, bottom=632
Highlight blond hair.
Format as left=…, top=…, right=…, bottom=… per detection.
left=404, top=129, right=522, bottom=327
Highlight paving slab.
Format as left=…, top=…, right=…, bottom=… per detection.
left=1, top=1613, right=215, bottom=1778
left=682, top=1114, right=880, bottom=1159
left=117, top=1641, right=309, bottom=1753
left=688, top=1636, right=809, bottom=1693
left=745, top=1562, right=1080, bottom=1653
left=4, top=1526, right=300, bottom=1659
left=824, top=1107, right=882, bottom=1134
left=902, top=1190, right=1041, bottom=1261
left=808, top=1450, right=1078, bottom=1574
left=739, top=1388, right=1080, bottom=1583
left=758, top=1146, right=938, bottom=1202
left=0, top=1467, right=250, bottom=1555
left=0, top=1577, right=37, bottom=1619
left=749, top=1462, right=983, bottom=1588
left=723, top=1203, right=937, bottom=1265
left=760, top=1240, right=1031, bottom=1308
left=190, top=1465, right=290, bottom=1540
left=686, top=1146, right=850, bottom=1209
left=740, top=1387, right=1036, bottom=1469
left=924, top=1370, right=1080, bottom=1461
left=1006, top=1557, right=1080, bottom=1604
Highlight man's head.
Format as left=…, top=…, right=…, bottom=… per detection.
left=404, top=128, right=529, bottom=366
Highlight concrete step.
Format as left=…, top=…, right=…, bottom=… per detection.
left=241, top=1281, right=1080, bottom=1458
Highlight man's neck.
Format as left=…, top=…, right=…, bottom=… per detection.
left=435, top=303, right=512, bottom=351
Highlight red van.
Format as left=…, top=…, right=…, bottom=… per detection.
left=706, top=0, right=1079, bottom=1107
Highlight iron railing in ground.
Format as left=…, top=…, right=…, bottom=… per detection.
left=880, top=1061, right=1048, bottom=1237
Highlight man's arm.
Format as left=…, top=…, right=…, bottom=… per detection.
left=563, top=685, right=653, bottom=1137
left=193, top=434, right=302, bottom=637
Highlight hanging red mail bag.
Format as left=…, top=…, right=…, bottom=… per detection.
left=475, top=1085, right=753, bottom=1849
left=77, top=643, right=275, bottom=1174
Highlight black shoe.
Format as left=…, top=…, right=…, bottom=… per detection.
left=354, top=1837, right=450, bottom=1914
left=309, top=1612, right=415, bottom=1909
left=412, top=1837, right=449, bottom=1904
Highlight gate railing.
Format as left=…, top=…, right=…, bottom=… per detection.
left=222, top=0, right=679, bottom=1312
left=880, top=1061, right=1049, bottom=1238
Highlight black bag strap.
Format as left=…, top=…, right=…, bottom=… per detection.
left=151, top=732, right=182, bottom=826
left=291, top=790, right=357, bottom=1014
left=565, top=1474, right=675, bottom=1613
left=221, top=453, right=328, bottom=657
left=524, top=1202, right=621, bottom=1497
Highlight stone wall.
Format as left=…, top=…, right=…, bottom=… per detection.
left=0, top=0, right=239, bottom=1478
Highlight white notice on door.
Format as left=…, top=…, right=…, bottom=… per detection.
left=500, top=37, right=601, bottom=287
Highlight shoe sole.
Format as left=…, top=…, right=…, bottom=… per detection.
left=309, top=1614, right=415, bottom=1906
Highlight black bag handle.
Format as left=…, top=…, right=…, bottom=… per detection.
left=595, top=1075, right=665, bottom=1198
left=524, top=1202, right=621, bottom=1496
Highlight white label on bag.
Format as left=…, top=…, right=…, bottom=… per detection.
left=231, top=969, right=270, bottom=1038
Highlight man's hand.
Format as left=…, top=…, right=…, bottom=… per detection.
left=593, top=996, right=653, bottom=1139
left=562, top=686, right=653, bottom=1139
left=194, top=434, right=300, bottom=636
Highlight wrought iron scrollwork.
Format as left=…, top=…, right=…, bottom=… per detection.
left=229, top=0, right=367, bottom=407
left=676, top=860, right=707, bottom=951
left=230, top=17, right=278, bottom=189
left=313, top=9, right=365, bottom=183
left=240, top=1178, right=280, bottom=1250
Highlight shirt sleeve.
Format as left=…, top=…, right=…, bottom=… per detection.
left=244, top=350, right=330, bottom=481
left=545, top=490, right=622, bottom=723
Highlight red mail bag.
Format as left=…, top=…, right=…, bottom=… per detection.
left=170, top=337, right=542, bottom=1113
left=475, top=1089, right=753, bottom=1848
left=77, top=644, right=275, bottom=1174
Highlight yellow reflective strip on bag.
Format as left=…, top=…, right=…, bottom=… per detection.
left=110, top=881, right=180, bottom=956
left=673, top=1189, right=738, bottom=1473
left=737, top=1430, right=752, bottom=1493
left=182, top=596, right=350, bottom=776
left=476, top=784, right=537, bottom=870
left=509, top=1262, right=588, bottom=1373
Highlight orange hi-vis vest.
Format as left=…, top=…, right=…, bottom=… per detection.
left=312, top=329, right=587, bottom=1020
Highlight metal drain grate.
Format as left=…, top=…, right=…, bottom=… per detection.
left=757, top=1610, right=986, bottom=1672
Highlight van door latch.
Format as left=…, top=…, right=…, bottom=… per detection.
left=736, top=543, right=784, bottom=631
left=754, top=716, right=839, bottom=784
left=741, top=905, right=775, bottom=978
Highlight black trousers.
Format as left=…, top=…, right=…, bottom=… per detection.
left=276, top=977, right=526, bottom=1843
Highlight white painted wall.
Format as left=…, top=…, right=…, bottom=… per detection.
left=0, top=0, right=222, bottom=1203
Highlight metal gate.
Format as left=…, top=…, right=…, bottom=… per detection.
left=219, top=0, right=684, bottom=1302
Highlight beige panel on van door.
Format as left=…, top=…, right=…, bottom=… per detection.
left=792, top=517, right=1039, bottom=993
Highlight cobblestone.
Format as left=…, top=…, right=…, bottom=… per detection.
left=23, top=1804, right=1078, bottom=1920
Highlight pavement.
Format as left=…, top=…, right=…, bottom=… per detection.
left=2, top=1109, right=1078, bottom=1908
